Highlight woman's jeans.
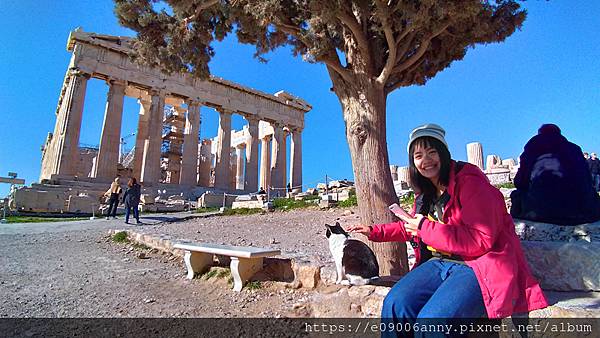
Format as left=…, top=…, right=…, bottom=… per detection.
left=107, top=194, right=119, bottom=217
left=381, top=259, right=486, bottom=337
left=125, top=202, right=139, bottom=223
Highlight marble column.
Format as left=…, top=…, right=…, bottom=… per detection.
left=230, top=149, right=238, bottom=190
left=40, top=69, right=90, bottom=180
left=282, top=128, right=288, bottom=190
left=390, top=165, right=399, bottom=181
left=140, top=90, right=166, bottom=185
left=214, top=109, right=232, bottom=189
left=270, top=124, right=286, bottom=196
left=467, top=142, right=484, bottom=171
left=289, top=127, right=303, bottom=191
left=132, top=98, right=151, bottom=180
left=235, top=145, right=245, bottom=190
left=198, top=139, right=212, bottom=187
left=179, top=100, right=201, bottom=186
left=244, top=116, right=259, bottom=192
left=398, top=166, right=410, bottom=183
left=92, top=79, right=126, bottom=180
left=259, top=135, right=271, bottom=191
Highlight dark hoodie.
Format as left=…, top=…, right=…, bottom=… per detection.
left=511, top=124, right=600, bottom=225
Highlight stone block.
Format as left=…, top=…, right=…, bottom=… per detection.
left=140, top=194, right=156, bottom=204
left=67, top=194, right=102, bottom=214
left=514, top=219, right=600, bottom=242
left=292, top=260, right=321, bottom=289
left=522, top=241, right=600, bottom=291
left=232, top=200, right=264, bottom=209
left=198, top=192, right=237, bottom=208
left=12, top=188, right=66, bottom=212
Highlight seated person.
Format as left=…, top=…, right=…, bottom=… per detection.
left=510, top=124, right=600, bottom=225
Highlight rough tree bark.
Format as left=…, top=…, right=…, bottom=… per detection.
left=330, top=69, right=408, bottom=276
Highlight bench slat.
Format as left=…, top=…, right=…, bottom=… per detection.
left=174, top=242, right=280, bottom=258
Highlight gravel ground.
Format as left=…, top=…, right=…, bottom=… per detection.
left=0, top=207, right=361, bottom=318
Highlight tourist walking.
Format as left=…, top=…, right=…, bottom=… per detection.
left=122, top=177, right=142, bottom=224
left=347, top=124, right=547, bottom=337
left=510, top=124, right=600, bottom=225
left=588, top=152, right=600, bottom=192
left=104, top=177, right=122, bottom=220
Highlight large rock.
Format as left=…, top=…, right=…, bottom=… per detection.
left=522, top=241, right=600, bottom=291
left=292, top=260, right=321, bottom=289
left=514, top=219, right=600, bottom=242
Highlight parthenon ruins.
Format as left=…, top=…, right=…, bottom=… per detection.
left=15, top=29, right=311, bottom=213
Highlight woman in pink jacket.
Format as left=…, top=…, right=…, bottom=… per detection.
left=348, top=124, right=547, bottom=333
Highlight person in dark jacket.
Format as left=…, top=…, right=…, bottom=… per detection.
left=510, top=124, right=600, bottom=225
left=588, top=152, right=600, bottom=192
left=104, top=177, right=122, bottom=220
left=122, top=177, right=142, bottom=224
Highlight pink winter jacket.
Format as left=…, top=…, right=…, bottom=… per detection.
left=369, top=161, right=548, bottom=318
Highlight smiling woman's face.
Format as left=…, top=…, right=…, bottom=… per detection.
left=412, top=143, right=441, bottom=183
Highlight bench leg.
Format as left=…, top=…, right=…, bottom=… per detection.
left=230, top=257, right=263, bottom=292
left=183, top=250, right=213, bottom=279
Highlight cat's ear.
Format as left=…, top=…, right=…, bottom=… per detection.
left=325, top=227, right=332, bottom=238
left=335, top=221, right=341, bottom=227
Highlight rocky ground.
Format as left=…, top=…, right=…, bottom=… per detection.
left=0, top=206, right=362, bottom=318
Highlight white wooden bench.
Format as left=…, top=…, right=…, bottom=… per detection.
left=173, top=242, right=281, bottom=291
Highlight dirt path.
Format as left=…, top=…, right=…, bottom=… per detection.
left=0, top=207, right=360, bottom=318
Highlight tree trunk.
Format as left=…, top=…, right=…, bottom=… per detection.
left=331, top=73, right=408, bottom=277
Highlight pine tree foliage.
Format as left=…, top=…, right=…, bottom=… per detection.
left=115, top=0, right=525, bottom=94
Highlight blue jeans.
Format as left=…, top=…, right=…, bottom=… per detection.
left=593, top=174, right=600, bottom=192
left=381, top=259, right=486, bottom=338
left=125, top=202, right=139, bottom=223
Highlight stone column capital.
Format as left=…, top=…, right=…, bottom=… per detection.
left=289, top=126, right=304, bottom=133
left=148, top=88, right=168, bottom=98
left=185, top=98, right=202, bottom=108
left=68, top=68, right=91, bottom=79
left=242, top=114, right=260, bottom=123
left=217, top=108, right=234, bottom=116
left=106, top=78, right=127, bottom=87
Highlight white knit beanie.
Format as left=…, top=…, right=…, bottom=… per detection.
left=407, top=123, right=448, bottom=153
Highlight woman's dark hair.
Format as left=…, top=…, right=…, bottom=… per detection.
left=128, top=177, right=137, bottom=187
left=408, top=136, right=451, bottom=202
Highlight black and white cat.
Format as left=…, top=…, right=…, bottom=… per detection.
left=325, top=222, right=379, bottom=286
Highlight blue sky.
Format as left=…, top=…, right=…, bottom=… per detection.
left=1, top=1, right=599, bottom=197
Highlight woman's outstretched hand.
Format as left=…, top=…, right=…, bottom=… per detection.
left=396, top=213, right=424, bottom=236
left=346, top=224, right=371, bottom=237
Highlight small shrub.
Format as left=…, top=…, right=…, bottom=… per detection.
left=132, top=243, right=150, bottom=250
left=272, top=197, right=314, bottom=210
left=201, top=267, right=231, bottom=280
left=337, top=194, right=358, bottom=208
left=201, top=269, right=219, bottom=280
left=399, top=192, right=415, bottom=209
left=245, top=281, right=261, bottom=290
left=495, top=182, right=515, bottom=189
left=112, top=231, right=129, bottom=243
left=222, top=208, right=263, bottom=216
left=195, top=207, right=220, bottom=214
left=216, top=269, right=231, bottom=279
